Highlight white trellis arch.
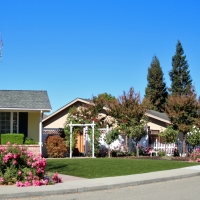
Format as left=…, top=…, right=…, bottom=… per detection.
left=69, top=121, right=96, bottom=158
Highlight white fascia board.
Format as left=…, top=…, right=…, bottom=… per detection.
left=145, top=113, right=171, bottom=124
left=42, top=98, right=92, bottom=122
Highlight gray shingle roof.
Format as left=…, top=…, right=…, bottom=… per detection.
left=0, top=90, right=51, bottom=110
left=147, top=110, right=169, bottom=121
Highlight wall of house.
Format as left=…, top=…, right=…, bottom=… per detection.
left=28, top=112, right=40, bottom=142
left=43, top=102, right=85, bottom=128
left=147, top=117, right=168, bottom=131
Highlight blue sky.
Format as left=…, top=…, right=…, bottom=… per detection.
left=1, top=0, right=200, bottom=113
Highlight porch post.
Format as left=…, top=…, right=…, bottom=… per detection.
left=39, top=110, right=43, bottom=155
left=92, top=121, right=95, bottom=158
left=70, top=121, right=73, bottom=158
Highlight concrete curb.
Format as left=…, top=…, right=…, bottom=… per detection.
left=2, top=172, right=200, bottom=200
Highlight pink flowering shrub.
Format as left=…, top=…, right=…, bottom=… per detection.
left=189, top=148, right=200, bottom=162
left=0, top=143, right=62, bottom=186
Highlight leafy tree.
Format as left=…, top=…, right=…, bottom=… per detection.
left=186, top=127, right=200, bottom=160
left=121, top=118, right=147, bottom=157
left=86, top=93, right=117, bottom=120
left=169, top=40, right=192, bottom=95
left=105, top=127, right=120, bottom=158
left=108, top=87, right=148, bottom=156
left=145, top=56, right=168, bottom=111
left=159, top=125, right=179, bottom=144
left=159, top=125, right=179, bottom=154
left=165, top=87, right=199, bottom=155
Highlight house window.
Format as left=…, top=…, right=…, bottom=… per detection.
left=0, top=112, right=11, bottom=133
left=0, top=112, right=18, bottom=134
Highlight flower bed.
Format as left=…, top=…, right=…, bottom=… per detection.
left=0, top=143, right=62, bottom=186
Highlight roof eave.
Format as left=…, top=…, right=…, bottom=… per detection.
left=42, top=98, right=92, bottom=122
left=0, top=108, right=51, bottom=112
left=145, top=113, right=171, bottom=124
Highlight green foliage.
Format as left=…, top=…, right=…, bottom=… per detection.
left=121, top=118, right=147, bottom=144
left=159, top=125, right=179, bottom=144
left=87, top=126, right=101, bottom=156
left=145, top=56, right=168, bottom=112
left=24, top=137, right=38, bottom=145
left=187, top=127, right=200, bottom=148
left=105, top=128, right=120, bottom=145
left=46, top=135, right=67, bottom=158
left=169, top=40, right=192, bottom=95
left=64, top=110, right=98, bottom=151
left=1, top=134, right=24, bottom=145
left=158, top=150, right=166, bottom=157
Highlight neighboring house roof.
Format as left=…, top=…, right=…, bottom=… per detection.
left=146, top=110, right=170, bottom=123
left=0, top=90, right=51, bottom=111
left=42, top=97, right=92, bottom=122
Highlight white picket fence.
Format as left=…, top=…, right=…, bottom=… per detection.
left=152, top=139, right=182, bottom=156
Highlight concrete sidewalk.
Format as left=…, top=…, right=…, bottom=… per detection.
left=1, top=166, right=200, bottom=200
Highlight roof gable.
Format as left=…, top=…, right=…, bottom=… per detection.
left=42, top=98, right=91, bottom=122
left=0, top=90, right=51, bottom=111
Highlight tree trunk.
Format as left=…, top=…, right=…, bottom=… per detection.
left=182, top=133, right=186, bottom=156
left=136, top=143, right=139, bottom=157
left=193, top=147, right=195, bottom=161
left=126, top=135, right=129, bottom=152
left=108, top=145, right=111, bottom=158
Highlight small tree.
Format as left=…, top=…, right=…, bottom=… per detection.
left=121, top=118, right=147, bottom=157
left=105, top=128, right=120, bottom=158
left=108, top=87, right=148, bottom=156
left=159, top=125, right=179, bottom=154
left=187, top=126, right=200, bottom=160
left=165, top=87, right=199, bottom=155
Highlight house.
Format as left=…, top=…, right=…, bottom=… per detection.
left=43, top=97, right=175, bottom=156
left=42, top=98, right=91, bottom=129
left=145, top=109, right=171, bottom=146
left=42, top=98, right=92, bottom=156
left=0, top=90, right=51, bottom=154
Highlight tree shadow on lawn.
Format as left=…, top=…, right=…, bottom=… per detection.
left=45, top=162, right=78, bottom=174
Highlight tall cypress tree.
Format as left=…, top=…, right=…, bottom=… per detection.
left=169, top=40, right=192, bottom=95
left=145, top=56, right=168, bottom=112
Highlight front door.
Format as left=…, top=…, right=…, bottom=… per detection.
left=19, top=112, right=28, bottom=137
left=149, top=130, right=164, bottom=145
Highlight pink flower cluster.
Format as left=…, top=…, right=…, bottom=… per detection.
left=51, top=172, right=62, bottom=183
left=0, top=143, right=62, bottom=187
left=16, top=178, right=49, bottom=187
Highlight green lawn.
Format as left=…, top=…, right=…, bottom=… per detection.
left=46, top=158, right=200, bottom=178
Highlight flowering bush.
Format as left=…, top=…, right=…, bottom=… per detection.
left=0, top=143, right=62, bottom=186
left=189, top=148, right=200, bottom=162
left=110, top=143, right=129, bottom=157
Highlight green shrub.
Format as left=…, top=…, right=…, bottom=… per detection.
left=158, top=150, right=166, bottom=157
left=24, top=137, right=38, bottom=145
left=1, top=133, right=24, bottom=145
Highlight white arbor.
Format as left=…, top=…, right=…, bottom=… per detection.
left=69, top=121, right=96, bottom=158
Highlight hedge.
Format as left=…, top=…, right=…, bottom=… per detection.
left=1, top=133, right=24, bottom=145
